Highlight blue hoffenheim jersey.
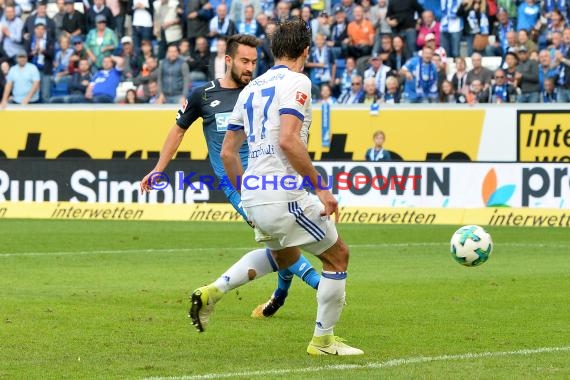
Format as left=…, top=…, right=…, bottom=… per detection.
left=176, top=80, right=249, bottom=179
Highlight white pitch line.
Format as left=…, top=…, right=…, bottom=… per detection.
left=0, top=247, right=236, bottom=258
left=1, top=242, right=569, bottom=258
left=144, top=346, right=570, bottom=380
left=0, top=243, right=443, bottom=257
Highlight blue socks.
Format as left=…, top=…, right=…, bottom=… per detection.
left=287, top=255, right=320, bottom=289
left=274, top=255, right=321, bottom=304
left=274, top=272, right=293, bottom=305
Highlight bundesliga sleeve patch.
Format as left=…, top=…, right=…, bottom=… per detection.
left=295, top=91, right=308, bottom=106
left=179, top=98, right=189, bottom=114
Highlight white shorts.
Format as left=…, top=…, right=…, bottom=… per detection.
left=244, top=194, right=338, bottom=255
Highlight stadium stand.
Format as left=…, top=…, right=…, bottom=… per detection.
left=1, top=0, right=569, bottom=107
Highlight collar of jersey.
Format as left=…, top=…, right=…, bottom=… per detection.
left=270, top=65, right=289, bottom=70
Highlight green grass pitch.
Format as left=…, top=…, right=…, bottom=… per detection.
left=1, top=220, right=569, bottom=379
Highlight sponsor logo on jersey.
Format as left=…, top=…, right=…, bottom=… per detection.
left=249, top=144, right=276, bottom=159
left=215, top=112, right=232, bottom=132
left=210, top=100, right=221, bottom=108
left=295, top=91, right=308, bottom=106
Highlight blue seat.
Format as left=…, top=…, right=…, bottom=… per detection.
left=51, top=79, right=69, bottom=96
left=331, top=47, right=343, bottom=60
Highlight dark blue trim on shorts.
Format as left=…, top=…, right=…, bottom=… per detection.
left=322, top=271, right=347, bottom=280
left=279, top=108, right=304, bottom=121
left=288, top=202, right=321, bottom=240
left=288, top=201, right=324, bottom=241
left=293, top=201, right=325, bottom=239
left=266, top=248, right=279, bottom=272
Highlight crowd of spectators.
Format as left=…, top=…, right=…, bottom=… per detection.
left=1, top=0, right=569, bottom=107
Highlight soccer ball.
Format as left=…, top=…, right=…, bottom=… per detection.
left=450, top=225, right=493, bottom=267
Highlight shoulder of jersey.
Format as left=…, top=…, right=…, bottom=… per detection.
left=282, top=70, right=311, bottom=85
left=188, top=81, right=215, bottom=99
left=201, top=80, right=218, bottom=93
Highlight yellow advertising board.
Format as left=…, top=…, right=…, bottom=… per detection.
left=0, top=107, right=485, bottom=161
left=1, top=201, right=569, bottom=227
left=518, top=110, right=570, bottom=162
left=310, top=107, right=485, bottom=161
left=0, top=108, right=205, bottom=159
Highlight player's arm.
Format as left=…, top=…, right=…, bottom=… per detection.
left=151, top=125, right=187, bottom=173
left=140, top=89, right=201, bottom=193
left=222, top=93, right=247, bottom=190
left=280, top=116, right=338, bottom=221
left=140, top=125, right=187, bottom=193
left=279, top=116, right=318, bottom=184
left=221, top=128, right=247, bottom=191
left=278, top=79, right=338, bottom=221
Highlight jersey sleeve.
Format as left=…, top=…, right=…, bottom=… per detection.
left=277, top=74, right=311, bottom=122
left=176, top=87, right=202, bottom=130
left=226, top=90, right=246, bottom=131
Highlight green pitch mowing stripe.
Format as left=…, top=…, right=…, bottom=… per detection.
left=3, top=241, right=570, bottom=258
left=0, top=220, right=569, bottom=380
left=145, top=346, right=570, bottom=379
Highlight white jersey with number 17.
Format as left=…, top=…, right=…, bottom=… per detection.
left=227, top=65, right=312, bottom=207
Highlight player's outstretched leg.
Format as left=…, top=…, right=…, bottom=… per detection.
left=306, top=239, right=363, bottom=356
left=232, top=194, right=322, bottom=319
left=252, top=255, right=321, bottom=318
left=189, top=248, right=278, bottom=332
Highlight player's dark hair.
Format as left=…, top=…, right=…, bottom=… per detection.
left=271, top=17, right=312, bottom=60
left=226, top=34, right=259, bottom=58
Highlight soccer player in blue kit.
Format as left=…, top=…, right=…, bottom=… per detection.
left=140, top=35, right=320, bottom=319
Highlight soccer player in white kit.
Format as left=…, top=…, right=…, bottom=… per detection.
left=189, top=18, right=363, bottom=355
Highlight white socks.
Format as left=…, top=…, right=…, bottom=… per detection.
left=314, top=271, right=347, bottom=337
left=212, top=248, right=279, bottom=293
left=209, top=251, right=347, bottom=337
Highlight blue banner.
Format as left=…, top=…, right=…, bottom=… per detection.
left=321, top=102, right=330, bottom=148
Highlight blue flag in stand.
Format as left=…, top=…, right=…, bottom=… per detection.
left=321, top=103, right=331, bottom=148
